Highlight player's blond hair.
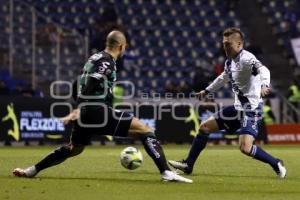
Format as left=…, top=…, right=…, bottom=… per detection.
left=223, top=27, right=244, bottom=41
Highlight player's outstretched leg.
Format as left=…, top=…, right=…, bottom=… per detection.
left=169, top=117, right=218, bottom=174
left=239, top=134, right=287, bottom=178
left=13, top=144, right=85, bottom=178
left=128, top=117, right=192, bottom=183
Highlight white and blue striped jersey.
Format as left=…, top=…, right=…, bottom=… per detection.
left=206, top=49, right=270, bottom=111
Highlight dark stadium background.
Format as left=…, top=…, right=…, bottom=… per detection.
left=0, top=0, right=300, bottom=145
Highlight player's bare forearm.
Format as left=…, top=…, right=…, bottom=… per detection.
left=195, top=90, right=209, bottom=100
left=60, top=109, right=80, bottom=125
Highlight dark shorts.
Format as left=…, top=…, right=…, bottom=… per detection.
left=71, top=105, right=133, bottom=145
left=214, top=103, right=263, bottom=138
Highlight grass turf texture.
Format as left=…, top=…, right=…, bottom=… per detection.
left=0, top=145, right=299, bottom=200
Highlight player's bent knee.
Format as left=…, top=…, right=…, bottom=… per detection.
left=140, top=125, right=153, bottom=134
left=134, top=121, right=152, bottom=133
left=129, top=117, right=153, bottom=134
left=239, top=143, right=252, bottom=155
left=199, top=117, right=219, bottom=134
left=199, top=123, right=212, bottom=135
left=133, top=126, right=154, bottom=138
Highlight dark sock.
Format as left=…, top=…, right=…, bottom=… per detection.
left=141, top=133, right=170, bottom=173
left=250, top=145, right=279, bottom=168
left=35, top=145, right=72, bottom=172
left=185, top=132, right=208, bottom=167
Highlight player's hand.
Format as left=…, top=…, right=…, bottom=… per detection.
left=261, top=86, right=271, bottom=97
left=60, top=116, right=72, bottom=125
left=60, top=109, right=80, bottom=125
left=195, top=90, right=207, bottom=101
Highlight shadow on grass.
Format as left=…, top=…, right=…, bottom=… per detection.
left=1, top=173, right=192, bottom=184
left=197, top=172, right=300, bottom=182
left=199, top=173, right=273, bottom=179
left=0, top=175, right=158, bottom=183
left=36, top=176, right=161, bottom=183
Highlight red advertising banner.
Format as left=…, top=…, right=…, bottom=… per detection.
left=267, top=124, right=300, bottom=144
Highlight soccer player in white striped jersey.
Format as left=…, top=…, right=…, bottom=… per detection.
left=169, top=27, right=286, bottom=178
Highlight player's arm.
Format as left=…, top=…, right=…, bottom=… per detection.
left=250, top=58, right=271, bottom=97
left=258, top=66, right=271, bottom=97
left=60, top=108, right=80, bottom=125
left=196, top=72, right=229, bottom=100
left=72, top=79, right=78, bottom=101
left=61, top=71, right=105, bottom=124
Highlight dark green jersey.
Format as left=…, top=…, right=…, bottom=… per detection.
left=78, top=51, right=117, bottom=106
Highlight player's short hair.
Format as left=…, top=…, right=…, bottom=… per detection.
left=106, top=37, right=121, bottom=49
left=223, top=27, right=244, bottom=41
left=106, top=30, right=126, bottom=49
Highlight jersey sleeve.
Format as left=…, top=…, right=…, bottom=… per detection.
left=257, top=66, right=270, bottom=87
left=242, top=56, right=271, bottom=87
left=205, top=71, right=229, bottom=92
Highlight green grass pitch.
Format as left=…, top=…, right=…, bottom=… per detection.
left=0, top=145, right=299, bottom=200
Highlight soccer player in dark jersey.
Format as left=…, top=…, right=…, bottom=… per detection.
left=13, top=30, right=192, bottom=183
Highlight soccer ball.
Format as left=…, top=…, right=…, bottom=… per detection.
left=120, top=147, right=143, bottom=170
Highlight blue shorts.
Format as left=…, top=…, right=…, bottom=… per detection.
left=214, top=104, right=263, bottom=138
